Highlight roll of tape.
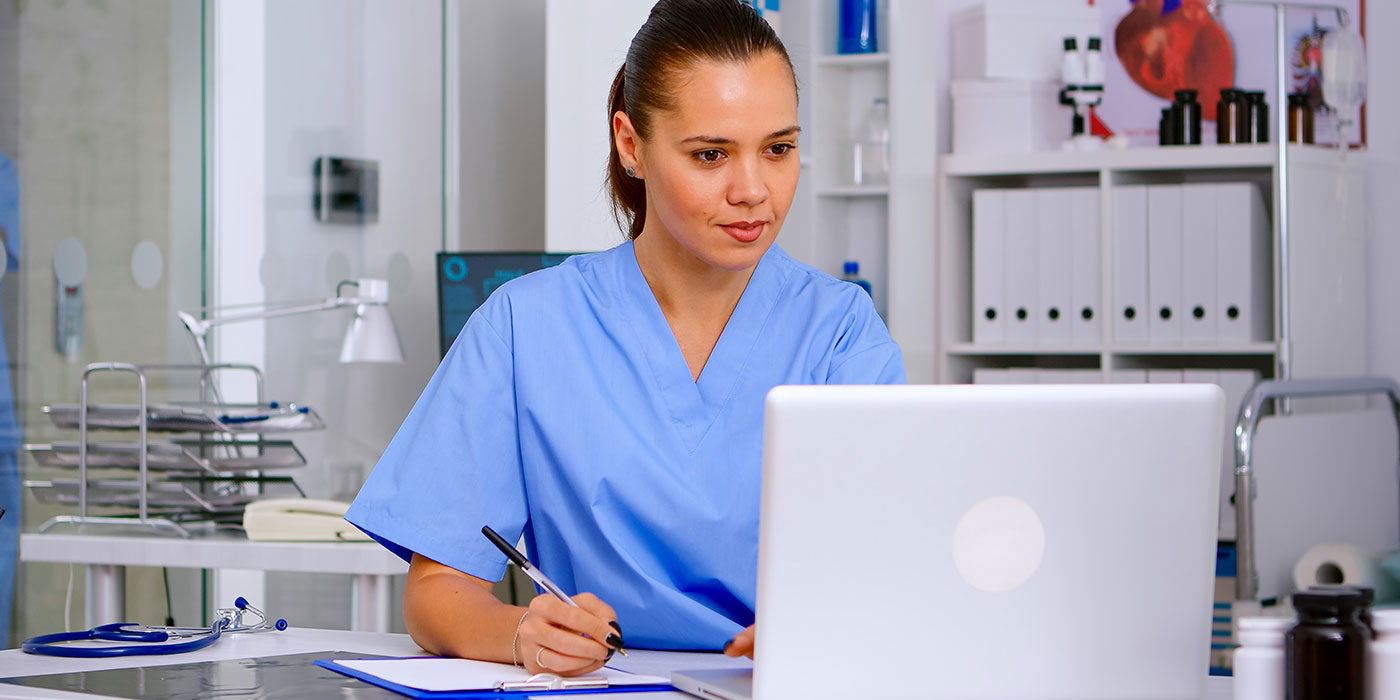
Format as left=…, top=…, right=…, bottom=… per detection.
left=1293, top=543, right=1400, bottom=603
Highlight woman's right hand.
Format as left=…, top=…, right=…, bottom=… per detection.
left=516, top=592, right=622, bottom=677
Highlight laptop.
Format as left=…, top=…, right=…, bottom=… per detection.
left=673, top=384, right=1224, bottom=700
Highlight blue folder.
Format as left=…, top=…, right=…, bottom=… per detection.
left=314, top=657, right=673, bottom=699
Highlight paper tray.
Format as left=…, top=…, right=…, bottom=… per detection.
left=43, top=403, right=325, bottom=434
left=25, top=478, right=258, bottom=513
left=25, top=439, right=306, bottom=472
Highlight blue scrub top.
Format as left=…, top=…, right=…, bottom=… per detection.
left=347, top=241, right=904, bottom=650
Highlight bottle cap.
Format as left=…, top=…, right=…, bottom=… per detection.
left=1247, top=91, right=1266, bottom=103
left=1288, top=92, right=1309, bottom=107
left=843, top=261, right=859, bottom=274
left=1174, top=89, right=1198, bottom=102
left=1309, top=584, right=1374, bottom=607
left=1063, top=37, right=1078, bottom=51
left=1293, top=588, right=1366, bottom=617
left=1220, top=88, right=1239, bottom=101
left=1087, top=37, right=1101, bottom=51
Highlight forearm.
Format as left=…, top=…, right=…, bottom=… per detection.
left=403, top=555, right=525, bottom=663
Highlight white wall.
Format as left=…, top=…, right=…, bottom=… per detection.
left=544, top=0, right=654, bottom=252
left=1365, top=4, right=1399, bottom=382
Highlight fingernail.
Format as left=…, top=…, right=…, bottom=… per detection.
left=605, top=647, right=616, bottom=662
left=722, top=638, right=734, bottom=651
left=609, top=620, right=622, bottom=633
left=606, top=633, right=625, bottom=649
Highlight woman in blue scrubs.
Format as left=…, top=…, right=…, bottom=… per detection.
left=347, top=0, right=903, bottom=677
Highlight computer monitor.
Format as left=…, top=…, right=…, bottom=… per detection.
left=436, top=252, right=577, bottom=357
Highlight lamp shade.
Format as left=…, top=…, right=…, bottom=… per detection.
left=340, top=302, right=404, bottom=363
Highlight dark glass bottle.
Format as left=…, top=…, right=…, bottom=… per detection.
left=1287, top=589, right=1369, bottom=700
left=1245, top=91, right=1269, bottom=144
left=1172, top=89, right=1202, bottom=145
left=1309, top=584, right=1376, bottom=639
left=1217, top=88, right=1242, bottom=144
left=1288, top=92, right=1315, bottom=144
left=1160, top=108, right=1174, bottom=146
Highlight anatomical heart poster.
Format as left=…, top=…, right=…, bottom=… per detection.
left=1100, top=0, right=1365, bottom=147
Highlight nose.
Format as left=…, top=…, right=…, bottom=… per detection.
left=726, top=155, right=768, bottom=208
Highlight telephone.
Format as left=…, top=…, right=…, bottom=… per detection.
left=242, top=498, right=373, bottom=542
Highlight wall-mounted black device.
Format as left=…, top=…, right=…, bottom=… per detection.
left=313, top=156, right=379, bottom=224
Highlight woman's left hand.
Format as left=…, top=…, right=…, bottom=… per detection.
left=723, top=625, right=755, bottom=659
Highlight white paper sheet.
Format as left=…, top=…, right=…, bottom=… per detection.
left=334, top=657, right=668, bottom=692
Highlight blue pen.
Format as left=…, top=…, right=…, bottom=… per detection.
left=481, top=525, right=626, bottom=656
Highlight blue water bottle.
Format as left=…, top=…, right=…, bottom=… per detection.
left=838, top=0, right=878, bottom=54
left=842, top=261, right=873, bottom=297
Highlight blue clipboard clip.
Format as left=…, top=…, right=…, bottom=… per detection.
left=494, top=674, right=609, bottom=692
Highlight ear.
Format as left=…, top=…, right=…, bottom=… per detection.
left=613, top=111, right=645, bottom=178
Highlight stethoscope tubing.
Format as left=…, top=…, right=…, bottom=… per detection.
left=21, top=621, right=226, bottom=658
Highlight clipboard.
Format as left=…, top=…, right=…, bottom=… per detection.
left=314, top=657, right=672, bottom=699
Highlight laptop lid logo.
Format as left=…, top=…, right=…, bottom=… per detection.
left=951, top=496, right=1046, bottom=593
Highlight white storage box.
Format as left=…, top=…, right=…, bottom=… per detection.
left=952, top=0, right=1101, bottom=82
left=952, top=80, right=1071, bottom=155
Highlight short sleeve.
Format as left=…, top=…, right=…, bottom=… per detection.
left=345, top=305, right=527, bottom=582
left=826, top=293, right=906, bottom=385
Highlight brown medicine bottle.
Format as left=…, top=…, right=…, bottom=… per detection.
left=1286, top=589, right=1369, bottom=700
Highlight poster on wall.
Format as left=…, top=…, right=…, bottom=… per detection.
left=1098, top=0, right=1365, bottom=147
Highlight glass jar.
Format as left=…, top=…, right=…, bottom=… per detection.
left=1286, top=589, right=1369, bottom=700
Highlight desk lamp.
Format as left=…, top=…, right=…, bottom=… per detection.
left=178, top=278, right=404, bottom=366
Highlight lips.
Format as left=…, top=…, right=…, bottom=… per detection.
left=719, top=220, right=766, bottom=243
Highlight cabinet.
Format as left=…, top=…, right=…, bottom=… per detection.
left=934, top=144, right=1367, bottom=385
left=777, top=0, right=938, bottom=378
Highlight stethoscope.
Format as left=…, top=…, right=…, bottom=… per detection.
left=22, top=597, right=288, bottom=658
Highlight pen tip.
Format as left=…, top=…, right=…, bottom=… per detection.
left=616, top=648, right=628, bottom=657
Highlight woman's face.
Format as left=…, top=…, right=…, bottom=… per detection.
left=618, top=53, right=800, bottom=273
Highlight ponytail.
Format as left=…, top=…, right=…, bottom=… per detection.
left=606, top=65, right=648, bottom=240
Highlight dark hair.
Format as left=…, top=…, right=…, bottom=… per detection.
left=607, top=0, right=795, bottom=240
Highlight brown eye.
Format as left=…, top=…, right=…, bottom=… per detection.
left=695, top=149, right=724, bottom=164
left=769, top=143, right=794, bottom=156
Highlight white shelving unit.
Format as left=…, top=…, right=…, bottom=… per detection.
left=778, top=0, right=938, bottom=380
left=933, top=144, right=1368, bottom=385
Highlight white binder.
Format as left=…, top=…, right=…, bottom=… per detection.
left=1148, top=368, right=1184, bottom=383
left=1004, top=189, right=1039, bottom=346
left=1216, top=183, right=1272, bottom=345
left=1216, top=369, right=1261, bottom=538
left=1112, top=186, right=1149, bottom=345
left=1069, top=187, right=1101, bottom=347
left=972, top=189, right=1006, bottom=345
left=1112, top=369, right=1148, bottom=384
left=1148, top=185, right=1184, bottom=346
left=1036, top=189, right=1073, bottom=346
left=1181, top=185, right=1218, bottom=346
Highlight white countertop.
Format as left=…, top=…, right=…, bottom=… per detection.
left=19, top=532, right=407, bottom=575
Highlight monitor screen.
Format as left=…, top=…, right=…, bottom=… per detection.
left=436, top=251, right=577, bottom=357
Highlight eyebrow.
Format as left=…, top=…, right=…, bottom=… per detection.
left=680, top=126, right=802, bottom=146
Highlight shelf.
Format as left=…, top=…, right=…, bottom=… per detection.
left=816, top=185, right=889, bottom=198
left=937, top=144, right=1347, bottom=177
left=948, top=343, right=1278, bottom=357
left=814, top=52, right=890, bottom=69
left=948, top=344, right=1097, bottom=357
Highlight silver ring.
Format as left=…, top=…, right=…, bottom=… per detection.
left=625, top=166, right=636, bottom=178
left=536, top=647, right=549, bottom=670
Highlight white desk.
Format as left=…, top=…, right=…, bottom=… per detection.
left=19, top=533, right=408, bottom=633
left=0, top=625, right=1233, bottom=699
left=0, top=627, right=748, bottom=700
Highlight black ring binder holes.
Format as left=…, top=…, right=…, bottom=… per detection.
left=1193, top=306, right=1206, bottom=320
left=1160, top=307, right=1172, bottom=320
left=985, top=308, right=997, bottom=321
left=1048, top=308, right=1060, bottom=321
left=1016, top=308, right=1028, bottom=321
left=1081, top=308, right=1093, bottom=321
left=1124, top=307, right=1136, bottom=320
left=1227, top=306, right=1240, bottom=319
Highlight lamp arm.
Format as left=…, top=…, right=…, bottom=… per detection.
left=178, top=296, right=378, bottom=365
